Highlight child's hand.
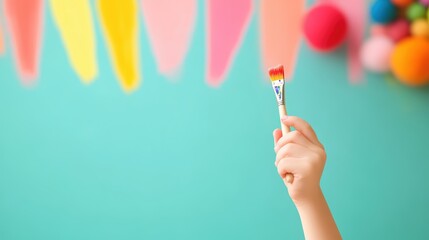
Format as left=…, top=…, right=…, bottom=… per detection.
left=273, top=116, right=341, bottom=239
left=273, top=116, right=326, bottom=206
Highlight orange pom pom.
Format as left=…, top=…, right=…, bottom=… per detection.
left=391, top=37, right=429, bottom=86
left=392, top=0, right=414, bottom=7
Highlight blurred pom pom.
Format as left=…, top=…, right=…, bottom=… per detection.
left=360, top=36, right=395, bottom=72
left=385, top=19, right=410, bottom=42
left=370, top=20, right=409, bottom=42
left=406, top=3, right=427, bottom=21
left=303, top=4, right=347, bottom=52
left=392, top=0, right=414, bottom=7
left=371, top=0, right=398, bottom=24
left=391, top=37, right=429, bottom=86
left=411, top=19, right=429, bottom=38
left=419, top=0, right=429, bottom=7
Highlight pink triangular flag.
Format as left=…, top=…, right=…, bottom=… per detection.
left=0, top=20, right=4, bottom=55
left=206, top=0, right=253, bottom=87
left=141, top=0, right=196, bottom=78
left=4, top=0, right=44, bottom=85
left=260, top=0, right=305, bottom=81
left=319, top=0, right=366, bottom=83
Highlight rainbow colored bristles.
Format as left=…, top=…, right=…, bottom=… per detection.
left=268, top=64, right=285, bottom=105
left=268, top=65, right=284, bottom=81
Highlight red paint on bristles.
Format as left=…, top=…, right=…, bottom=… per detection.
left=268, top=65, right=284, bottom=81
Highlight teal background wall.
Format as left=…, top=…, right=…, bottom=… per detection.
left=1, top=1, right=429, bottom=239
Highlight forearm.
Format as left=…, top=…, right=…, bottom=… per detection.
left=296, top=188, right=341, bottom=240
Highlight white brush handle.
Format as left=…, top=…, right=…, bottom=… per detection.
left=278, top=104, right=294, bottom=184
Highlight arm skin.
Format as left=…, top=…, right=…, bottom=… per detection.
left=273, top=116, right=341, bottom=240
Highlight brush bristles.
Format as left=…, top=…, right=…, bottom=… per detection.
left=268, top=65, right=285, bottom=81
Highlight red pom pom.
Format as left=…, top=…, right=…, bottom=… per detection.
left=303, top=4, right=348, bottom=52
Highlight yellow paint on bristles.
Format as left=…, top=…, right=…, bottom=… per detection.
left=268, top=65, right=284, bottom=81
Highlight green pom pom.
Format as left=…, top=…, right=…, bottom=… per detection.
left=407, top=3, right=427, bottom=21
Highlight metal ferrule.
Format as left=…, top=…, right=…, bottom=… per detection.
left=271, top=79, right=285, bottom=106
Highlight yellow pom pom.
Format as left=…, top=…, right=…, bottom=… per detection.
left=411, top=19, right=429, bottom=38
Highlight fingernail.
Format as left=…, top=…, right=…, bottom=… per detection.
left=281, top=116, right=288, bottom=121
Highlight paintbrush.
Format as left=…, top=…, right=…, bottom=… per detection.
left=269, top=65, right=293, bottom=184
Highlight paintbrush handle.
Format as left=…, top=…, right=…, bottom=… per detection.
left=278, top=105, right=290, bottom=134
left=278, top=104, right=294, bottom=184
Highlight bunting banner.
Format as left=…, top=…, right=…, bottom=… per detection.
left=97, top=0, right=140, bottom=92
left=141, top=0, right=197, bottom=78
left=206, top=0, right=253, bottom=87
left=260, top=0, right=305, bottom=81
left=50, top=0, right=98, bottom=83
left=4, top=0, right=44, bottom=84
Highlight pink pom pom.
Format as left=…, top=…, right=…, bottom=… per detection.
left=360, top=35, right=395, bottom=73
left=385, top=19, right=410, bottom=42
left=419, top=0, right=429, bottom=7
left=370, top=19, right=410, bottom=42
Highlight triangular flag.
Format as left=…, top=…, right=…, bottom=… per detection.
left=206, top=0, right=253, bottom=87
left=50, top=0, right=98, bottom=83
left=0, top=19, right=4, bottom=55
left=4, top=0, right=44, bottom=84
left=97, top=0, right=140, bottom=92
left=141, top=0, right=196, bottom=78
left=319, top=0, right=366, bottom=83
left=260, top=0, right=305, bottom=81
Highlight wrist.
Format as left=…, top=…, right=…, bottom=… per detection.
left=294, top=187, right=342, bottom=240
left=294, top=186, right=325, bottom=211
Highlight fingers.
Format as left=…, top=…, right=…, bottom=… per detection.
left=274, top=130, right=314, bottom=153
left=281, top=116, right=320, bottom=146
left=273, top=129, right=282, bottom=147
left=275, top=143, right=309, bottom=166
left=277, top=157, right=301, bottom=179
